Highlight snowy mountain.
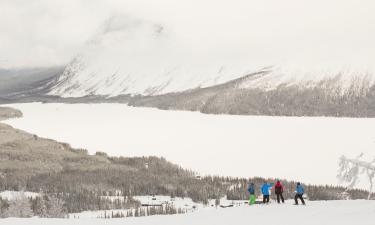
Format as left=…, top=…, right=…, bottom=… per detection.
left=4, top=1, right=369, bottom=117
left=48, top=7, right=375, bottom=98
left=48, top=15, right=258, bottom=97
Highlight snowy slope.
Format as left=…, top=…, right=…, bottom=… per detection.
left=48, top=0, right=375, bottom=98
left=3, top=200, right=375, bottom=224
left=3, top=103, right=375, bottom=189
left=48, top=15, right=257, bottom=97
left=238, top=66, right=375, bottom=96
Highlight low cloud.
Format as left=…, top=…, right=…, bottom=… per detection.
left=0, top=0, right=374, bottom=69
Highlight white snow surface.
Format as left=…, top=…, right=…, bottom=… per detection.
left=0, top=191, right=41, bottom=201
left=132, top=195, right=244, bottom=209
left=3, top=200, right=375, bottom=224
left=48, top=0, right=375, bottom=97
left=3, top=103, right=375, bottom=188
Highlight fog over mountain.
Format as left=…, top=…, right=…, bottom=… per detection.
left=45, top=0, right=374, bottom=97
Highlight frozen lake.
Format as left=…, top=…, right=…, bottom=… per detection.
left=3, top=103, right=375, bottom=187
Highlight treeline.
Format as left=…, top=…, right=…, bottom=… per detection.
left=0, top=194, right=65, bottom=218
left=0, top=193, right=188, bottom=218
left=100, top=205, right=187, bottom=219
left=0, top=148, right=369, bottom=215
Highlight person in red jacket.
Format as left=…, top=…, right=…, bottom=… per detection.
left=274, top=180, right=285, bottom=203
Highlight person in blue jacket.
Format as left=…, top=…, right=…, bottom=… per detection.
left=248, top=183, right=256, bottom=205
left=261, top=182, right=273, bottom=204
left=294, top=182, right=306, bottom=205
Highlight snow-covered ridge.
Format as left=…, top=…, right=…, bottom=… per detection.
left=239, top=66, right=375, bottom=96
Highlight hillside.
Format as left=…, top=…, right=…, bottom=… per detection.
left=126, top=70, right=375, bottom=117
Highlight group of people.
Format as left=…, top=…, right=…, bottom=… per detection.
left=247, top=181, right=306, bottom=205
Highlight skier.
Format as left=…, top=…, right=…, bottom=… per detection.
left=274, top=180, right=285, bottom=203
left=261, top=182, right=272, bottom=204
left=247, top=183, right=256, bottom=205
left=294, top=182, right=306, bottom=205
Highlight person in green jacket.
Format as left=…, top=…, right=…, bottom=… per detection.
left=247, top=183, right=256, bottom=205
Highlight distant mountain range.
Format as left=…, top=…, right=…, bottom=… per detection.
left=2, top=65, right=375, bottom=117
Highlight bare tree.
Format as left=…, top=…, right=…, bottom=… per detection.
left=337, top=154, right=375, bottom=200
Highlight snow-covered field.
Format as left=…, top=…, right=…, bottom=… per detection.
left=69, top=195, right=246, bottom=219
left=0, top=191, right=41, bottom=201
left=3, top=103, right=375, bottom=188
left=3, top=200, right=375, bottom=225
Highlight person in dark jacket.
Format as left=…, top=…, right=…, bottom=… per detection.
left=261, top=182, right=272, bottom=204
left=274, top=180, right=285, bottom=203
left=247, top=183, right=256, bottom=205
left=294, top=182, right=306, bottom=205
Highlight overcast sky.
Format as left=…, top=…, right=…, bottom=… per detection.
left=0, top=0, right=374, bottom=69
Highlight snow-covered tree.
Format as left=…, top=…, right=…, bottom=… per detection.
left=0, top=198, right=9, bottom=218
left=337, top=154, right=375, bottom=200
left=5, top=194, right=33, bottom=218
left=32, top=196, right=47, bottom=217
left=46, top=196, right=66, bottom=218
